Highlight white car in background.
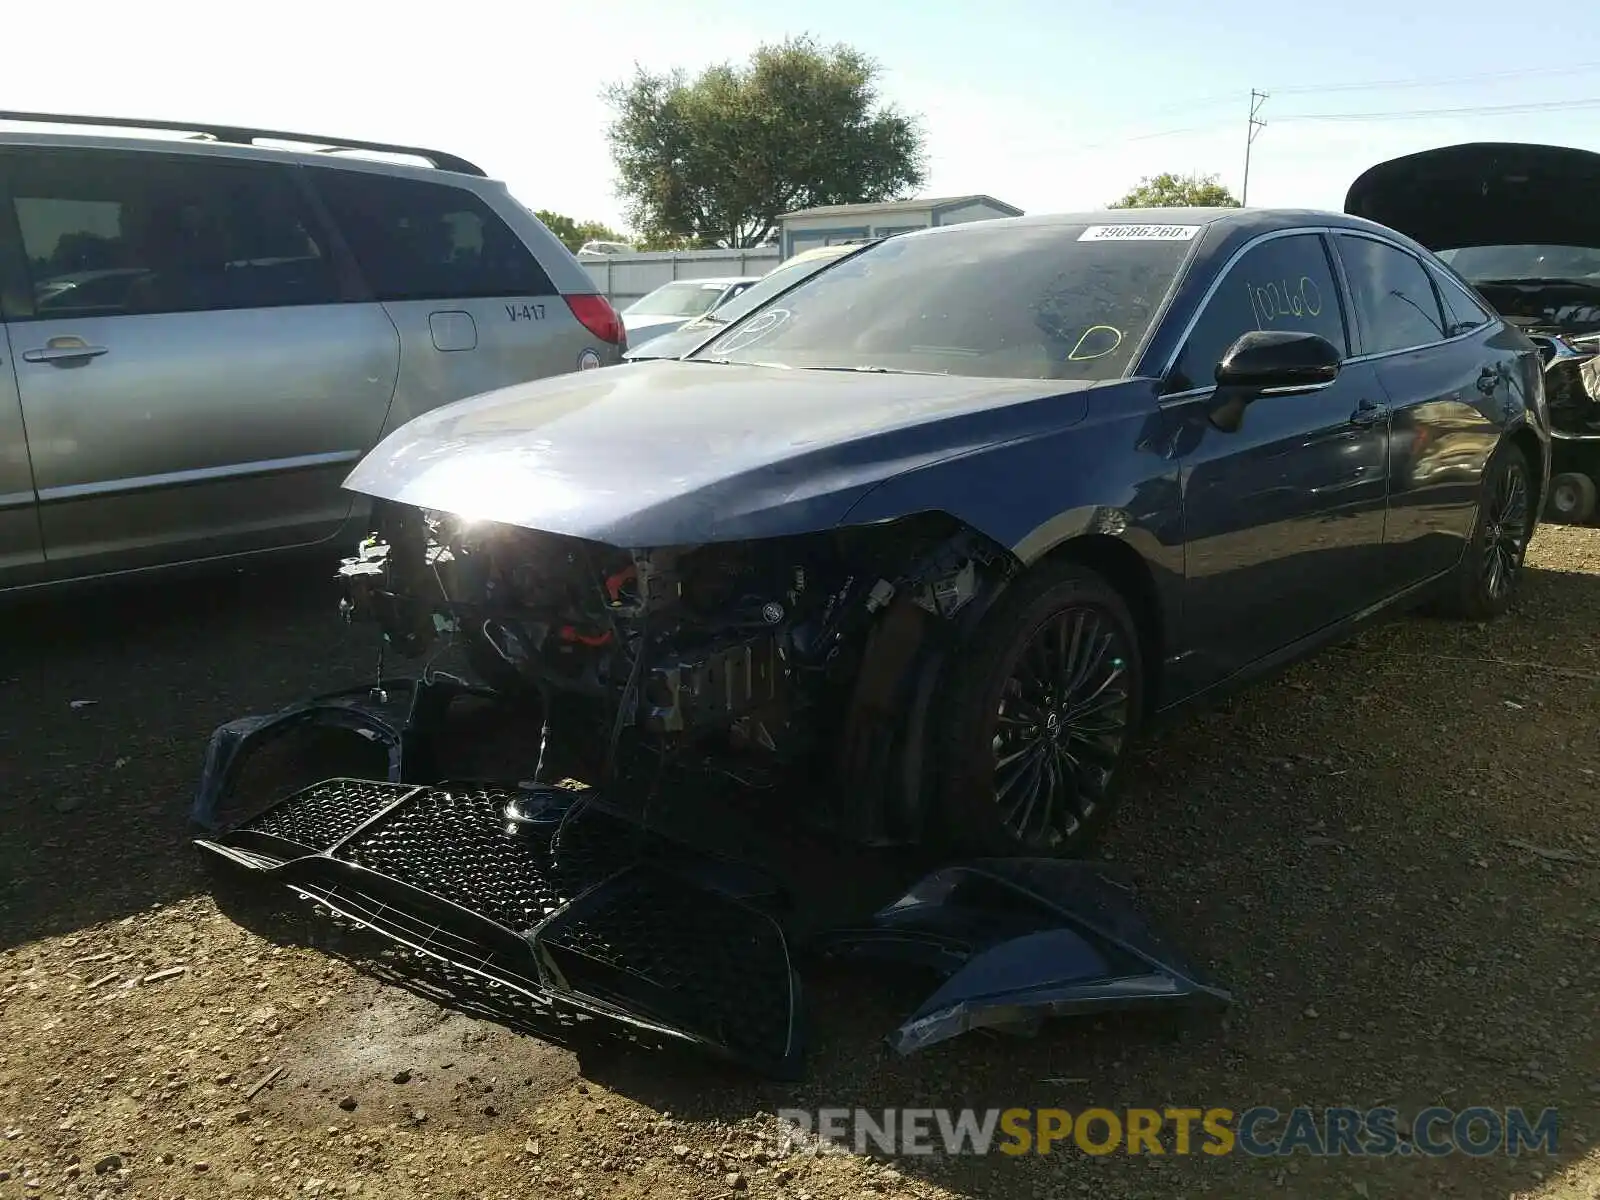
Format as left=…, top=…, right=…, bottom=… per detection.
left=620, top=276, right=760, bottom=344
left=624, top=243, right=870, bottom=361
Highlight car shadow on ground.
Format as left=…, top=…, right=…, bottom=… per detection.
left=0, top=557, right=374, bottom=950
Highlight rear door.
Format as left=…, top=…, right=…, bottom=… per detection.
left=307, top=167, right=610, bottom=437
left=1332, top=232, right=1511, bottom=584
left=0, top=146, right=400, bottom=576
left=0, top=323, right=42, bottom=579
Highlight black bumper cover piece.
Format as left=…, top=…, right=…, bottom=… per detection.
left=191, top=676, right=477, bottom=831
left=193, top=683, right=1230, bottom=1075
left=197, top=777, right=804, bottom=1078
left=817, top=858, right=1232, bottom=1055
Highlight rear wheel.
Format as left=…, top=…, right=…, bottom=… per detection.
left=934, top=561, right=1144, bottom=858
left=1546, top=471, right=1598, bottom=525
left=1434, top=442, right=1534, bottom=620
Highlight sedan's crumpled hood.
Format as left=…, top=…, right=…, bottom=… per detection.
left=1345, top=142, right=1600, bottom=251
left=343, top=360, right=1091, bottom=546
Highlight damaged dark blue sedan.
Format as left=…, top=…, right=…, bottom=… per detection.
left=328, top=207, right=1548, bottom=857
left=194, top=206, right=1549, bottom=1077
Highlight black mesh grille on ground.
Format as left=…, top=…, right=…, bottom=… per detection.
left=208, top=778, right=800, bottom=1075
left=547, top=800, right=649, bottom=894
left=339, top=785, right=570, bottom=930
left=539, top=866, right=796, bottom=1067
left=238, top=778, right=409, bottom=852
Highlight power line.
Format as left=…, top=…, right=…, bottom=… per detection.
left=1278, top=96, right=1600, bottom=121
left=1269, top=59, right=1600, bottom=95
left=1044, top=93, right=1600, bottom=154
left=1114, top=60, right=1600, bottom=127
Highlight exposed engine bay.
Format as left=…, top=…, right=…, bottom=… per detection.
left=1472, top=280, right=1600, bottom=436
left=1476, top=279, right=1600, bottom=342
left=1524, top=328, right=1600, bottom=437
left=334, top=502, right=1011, bottom=842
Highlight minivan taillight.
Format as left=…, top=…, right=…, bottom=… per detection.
left=566, top=293, right=626, bottom=346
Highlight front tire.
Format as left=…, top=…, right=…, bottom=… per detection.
left=1435, top=441, right=1535, bottom=620
left=934, top=560, right=1144, bottom=858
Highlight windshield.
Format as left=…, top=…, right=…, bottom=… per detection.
left=687, top=223, right=1197, bottom=380
left=626, top=280, right=730, bottom=317
left=1437, top=244, right=1600, bottom=282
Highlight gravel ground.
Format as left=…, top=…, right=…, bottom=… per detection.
left=2, top=527, right=1597, bottom=1200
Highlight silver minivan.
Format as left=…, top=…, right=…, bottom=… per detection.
left=0, top=111, right=627, bottom=594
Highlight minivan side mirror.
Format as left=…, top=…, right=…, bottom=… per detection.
left=1215, top=329, right=1341, bottom=393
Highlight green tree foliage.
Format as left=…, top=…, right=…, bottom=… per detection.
left=604, top=36, right=927, bottom=249
left=1109, top=172, right=1241, bottom=209
left=533, top=210, right=631, bottom=254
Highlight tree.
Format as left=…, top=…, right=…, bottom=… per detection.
left=1109, top=172, right=1240, bottom=209
left=533, top=210, right=630, bottom=254
left=604, top=36, right=927, bottom=249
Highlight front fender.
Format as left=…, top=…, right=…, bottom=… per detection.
left=838, top=397, right=1186, bottom=656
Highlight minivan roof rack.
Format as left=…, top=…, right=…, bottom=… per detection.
left=0, top=110, right=488, bottom=177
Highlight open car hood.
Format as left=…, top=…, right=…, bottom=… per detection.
left=1345, top=142, right=1600, bottom=252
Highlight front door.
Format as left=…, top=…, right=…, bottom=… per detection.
left=1165, top=230, right=1391, bottom=694
left=0, top=146, right=399, bottom=577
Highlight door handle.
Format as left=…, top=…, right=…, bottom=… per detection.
left=1349, top=399, right=1385, bottom=428
left=1477, top=366, right=1501, bottom=395
left=23, top=343, right=108, bottom=364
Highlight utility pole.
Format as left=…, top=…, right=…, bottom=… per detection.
left=1242, top=89, right=1268, bottom=206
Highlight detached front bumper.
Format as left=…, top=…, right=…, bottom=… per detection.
left=194, top=679, right=1231, bottom=1078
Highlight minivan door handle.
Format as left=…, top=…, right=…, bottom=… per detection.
left=23, top=342, right=109, bottom=365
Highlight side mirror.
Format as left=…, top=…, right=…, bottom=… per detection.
left=1215, top=329, right=1341, bottom=393
left=1208, top=330, right=1342, bottom=433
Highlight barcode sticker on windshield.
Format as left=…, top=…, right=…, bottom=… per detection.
left=1079, top=224, right=1202, bottom=242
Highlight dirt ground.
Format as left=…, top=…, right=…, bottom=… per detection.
left=2, top=526, right=1597, bottom=1200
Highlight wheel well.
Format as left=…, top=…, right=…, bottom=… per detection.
left=1509, top=427, right=1545, bottom=511
left=1040, top=535, right=1166, bottom=716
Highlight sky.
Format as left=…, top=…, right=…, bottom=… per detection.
left=5, top=0, right=1600, bottom=233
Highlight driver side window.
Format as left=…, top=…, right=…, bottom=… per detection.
left=1167, top=233, right=1348, bottom=393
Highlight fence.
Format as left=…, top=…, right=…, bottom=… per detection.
left=579, top=246, right=783, bottom=309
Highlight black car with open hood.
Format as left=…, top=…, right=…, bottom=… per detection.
left=1349, top=142, right=1600, bottom=523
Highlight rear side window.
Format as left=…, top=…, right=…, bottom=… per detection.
left=311, top=169, right=553, bottom=302
left=1167, top=233, right=1348, bottom=392
left=5, top=149, right=340, bottom=318
left=1428, top=266, right=1496, bottom=336
left=1335, top=235, right=1448, bottom=355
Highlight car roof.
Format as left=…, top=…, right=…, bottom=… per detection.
left=901, top=206, right=1403, bottom=240
left=887, top=207, right=1436, bottom=277
left=0, top=125, right=490, bottom=186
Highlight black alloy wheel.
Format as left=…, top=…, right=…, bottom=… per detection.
left=992, top=607, right=1134, bottom=847
left=1434, top=441, right=1534, bottom=621
left=1481, top=457, right=1531, bottom=604
left=937, top=561, right=1144, bottom=857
